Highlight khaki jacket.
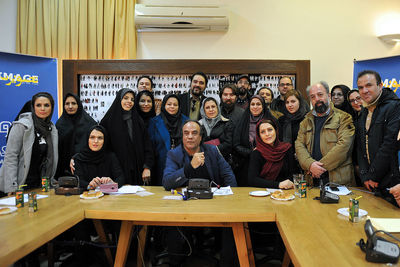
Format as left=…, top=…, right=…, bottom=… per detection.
left=295, top=103, right=355, bottom=185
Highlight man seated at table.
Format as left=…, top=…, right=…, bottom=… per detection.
left=295, top=81, right=355, bottom=186
left=162, top=120, right=238, bottom=267
left=163, top=120, right=237, bottom=190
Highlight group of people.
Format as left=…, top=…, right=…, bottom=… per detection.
left=1, top=70, right=400, bottom=265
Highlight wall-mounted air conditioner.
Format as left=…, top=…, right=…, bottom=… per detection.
left=135, top=4, right=229, bottom=32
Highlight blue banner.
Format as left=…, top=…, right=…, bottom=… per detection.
left=353, top=55, right=400, bottom=96
left=0, top=52, right=58, bottom=168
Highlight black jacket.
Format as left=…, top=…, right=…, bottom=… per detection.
left=178, top=92, right=206, bottom=120
left=220, top=104, right=244, bottom=127
left=200, top=118, right=234, bottom=159
left=356, top=88, right=400, bottom=191
left=248, top=148, right=295, bottom=188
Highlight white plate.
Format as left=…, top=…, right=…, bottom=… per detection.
left=80, top=192, right=104, bottom=200
left=249, top=191, right=270, bottom=197
left=337, top=207, right=368, bottom=217
left=0, top=206, right=17, bottom=215
left=270, top=191, right=295, bottom=201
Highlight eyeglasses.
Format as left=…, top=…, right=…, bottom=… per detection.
left=349, top=96, right=362, bottom=103
left=238, top=81, right=249, bottom=85
left=332, top=92, right=344, bottom=97
left=279, top=83, right=292, bottom=87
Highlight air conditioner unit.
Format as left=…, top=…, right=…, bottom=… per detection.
left=135, top=4, right=229, bottom=32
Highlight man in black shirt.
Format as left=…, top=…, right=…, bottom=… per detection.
left=220, top=83, right=244, bottom=126
left=178, top=72, right=208, bottom=120
left=235, top=74, right=252, bottom=110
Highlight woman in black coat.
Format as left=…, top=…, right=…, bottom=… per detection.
left=56, top=93, right=96, bottom=177
left=100, top=88, right=154, bottom=185
left=199, top=97, right=234, bottom=161
left=233, top=95, right=281, bottom=186
left=74, top=125, right=124, bottom=189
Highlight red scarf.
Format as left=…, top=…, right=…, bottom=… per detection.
left=256, top=126, right=291, bottom=181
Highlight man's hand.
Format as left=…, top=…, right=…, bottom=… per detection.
left=100, top=177, right=113, bottom=184
left=309, top=161, right=326, bottom=178
left=191, top=152, right=205, bottom=169
left=364, top=180, right=379, bottom=191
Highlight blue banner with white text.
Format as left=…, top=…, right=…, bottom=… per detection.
left=0, top=52, right=58, bottom=168
left=353, top=55, right=400, bottom=96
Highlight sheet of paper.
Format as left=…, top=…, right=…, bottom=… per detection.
left=108, top=185, right=146, bottom=195
left=0, top=194, right=48, bottom=206
left=326, top=186, right=352, bottom=195
left=212, top=186, right=233, bottom=196
left=163, top=195, right=183, bottom=200
left=136, top=191, right=154, bottom=197
left=370, top=218, right=400, bottom=233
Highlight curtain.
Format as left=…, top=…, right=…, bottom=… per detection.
left=16, top=0, right=136, bottom=60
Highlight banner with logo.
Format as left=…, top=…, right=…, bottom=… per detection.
left=0, top=52, right=58, bottom=168
left=353, top=55, right=400, bottom=96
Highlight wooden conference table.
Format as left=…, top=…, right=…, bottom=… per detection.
left=0, top=186, right=399, bottom=267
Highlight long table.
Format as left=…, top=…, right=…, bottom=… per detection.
left=0, top=186, right=399, bottom=267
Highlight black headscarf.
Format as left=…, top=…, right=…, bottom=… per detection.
left=236, top=95, right=278, bottom=149
left=282, top=96, right=308, bottom=145
left=74, top=125, right=107, bottom=164
left=160, top=94, right=183, bottom=143
left=331, top=85, right=354, bottom=116
left=135, top=90, right=156, bottom=127
left=56, top=93, right=96, bottom=176
left=100, top=88, right=153, bottom=185
left=31, top=92, right=55, bottom=179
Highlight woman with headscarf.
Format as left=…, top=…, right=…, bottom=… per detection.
left=331, top=84, right=354, bottom=116
left=100, top=88, right=154, bottom=185
left=73, top=125, right=124, bottom=190
left=233, top=95, right=281, bottom=186
left=0, top=92, right=58, bottom=194
left=282, top=90, right=308, bottom=146
left=135, top=90, right=156, bottom=129
left=199, top=97, right=233, bottom=161
left=348, top=89, right=363, bottom=186
left=56, top=93, right=96, bottom=177
left=248, top=119, right=295, bottom=188
left=148, top=94, right=188, bottom=185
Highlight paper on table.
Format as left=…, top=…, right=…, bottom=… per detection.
left=0, top=194, right=48, bottom=206
left=370, top=217, right=400, bottom=233
left=326, top=186, right=352, bottom=195
left=108, top=185, right=146, bottom=195
left=212, top=186, right=233, bottom=196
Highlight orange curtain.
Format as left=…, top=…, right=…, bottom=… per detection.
left=17, top=0, right=137, bottom=112
left=17, top=0, right=136, bottom=59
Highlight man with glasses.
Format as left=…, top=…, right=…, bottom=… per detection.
left=356, top=70, right=400, bottom=207
left=270, top=76, right=294, bottom=113
left=235, top=74, right=252, bottom=110
left=179, top=72, right=208, bottom=120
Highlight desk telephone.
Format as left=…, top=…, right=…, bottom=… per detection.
left=314, top=181, right=340, bottom=203
left=184, top=179, right=213, bottom=199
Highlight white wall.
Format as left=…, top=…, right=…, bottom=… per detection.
left=0, top=0, right=17, bottom=53
left=137, top=0, right=400, bottom=88
left=1, top=0, right=399, bottom=88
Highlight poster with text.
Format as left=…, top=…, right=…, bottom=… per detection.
left=0, top=52, right=58, bottom=168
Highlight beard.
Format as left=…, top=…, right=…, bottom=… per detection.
left=238, top=86, right=247, bottom=96
left=191, top=86, right=203, bottom=97
left=222, top=100, right=235, bottom=111
left=314, top=100, right=329, bottom=114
